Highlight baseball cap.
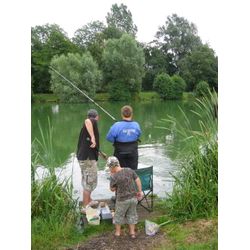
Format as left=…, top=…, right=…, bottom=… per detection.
left=106, top=156, right=120, bottom=168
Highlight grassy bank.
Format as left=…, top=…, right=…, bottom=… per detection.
left=32, top=91, right=194, bottom=103
left=146, top=214, right=217, bottom=250
left=32, top=93, right=60, bottom=103
left=158, top=218, right=217, bottom=250
left=160, top=90, right=218, bottom=219
left=32, top=217, right=114, bottom=250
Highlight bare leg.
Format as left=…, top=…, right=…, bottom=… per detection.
left=83, top=190, right=91, bottom=207
left=128, top=224, right=135, bottom=235
left=115, top=224, right=121, bottom=236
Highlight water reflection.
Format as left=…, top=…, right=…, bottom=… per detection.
left=52, top=104, right=59, bottom=114
left=35, top=144, right=177, bottom=201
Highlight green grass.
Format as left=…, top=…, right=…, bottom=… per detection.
left=32, top=217, right=114, bottom=250
left=32, top=91, right=178, bottom=103
left=32, top=91, right=194, bottom=103
left=32, top=93, right=60, bottom=103
left=139, top=91, right=160, bottom=101
left=183, top=92, right=195, bottom=101
left=159, top=91, right=218, bottom=219
left=95, top=91, right=161, bottom=102
left=33, top=91, right=161, bottom=103
left=156, top=218, right=218, bottom=250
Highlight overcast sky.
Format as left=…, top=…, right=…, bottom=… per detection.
left=30, top=0, right=220, bottom=53
left=2, top=1, right=250, bottom=248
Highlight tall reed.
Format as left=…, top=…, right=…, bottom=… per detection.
left=31, top=118, right=78, bottom=223
left=163, top=91, right=218, bottom=219
left=33, top=118, right=62, bottom=173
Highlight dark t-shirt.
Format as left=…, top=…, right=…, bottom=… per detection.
left=76, top=118, right=99, bottom=161
left=110, top=168, right=138, bottom=201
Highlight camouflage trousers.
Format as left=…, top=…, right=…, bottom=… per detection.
left=79, top=160, right=97, bottom=192
left=114, top=197, right=138, bottom=225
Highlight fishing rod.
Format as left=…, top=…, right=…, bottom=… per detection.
left=49, top=66, right=117, bottom=121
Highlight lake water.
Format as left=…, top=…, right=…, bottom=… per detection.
left=32, top=99, right=199, bottom=200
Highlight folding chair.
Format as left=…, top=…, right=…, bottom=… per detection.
left=135, top=166, right=153, bottom=212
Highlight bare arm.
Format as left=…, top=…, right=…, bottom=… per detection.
left=135, top=177, right=142, bottom=192
left=85, top=118, right=96, bottom=148
left=135, top=177, right=143, bottom=200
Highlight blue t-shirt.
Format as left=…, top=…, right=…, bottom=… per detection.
left=106, top=120, right=141, bottom=143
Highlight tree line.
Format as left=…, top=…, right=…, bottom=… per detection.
left=32, top=3, right=218, bottom=101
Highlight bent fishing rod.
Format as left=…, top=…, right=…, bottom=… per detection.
left=49, top=66, right=117, bottom=121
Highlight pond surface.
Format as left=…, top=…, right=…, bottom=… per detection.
left=32, top=99, right=200, bottom=200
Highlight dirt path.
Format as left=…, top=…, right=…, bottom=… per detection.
left=66, top=199, right=166, bottom=250
left=64, top=200, right=217, bottom=250
left=68, top=230, right=166, bottom=250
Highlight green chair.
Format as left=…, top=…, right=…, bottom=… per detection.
left=135, top=166, right=153, bottom=212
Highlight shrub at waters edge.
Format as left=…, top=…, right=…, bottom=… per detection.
left=195, top=80, right=210, bottom=97
left=161, top=90, right=218, bottom=219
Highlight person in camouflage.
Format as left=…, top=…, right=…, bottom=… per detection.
left=107, top=156, right=143, bottom=238
left=77, top=109, right=100, bottom=211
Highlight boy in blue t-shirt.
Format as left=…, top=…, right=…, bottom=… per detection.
left=106, top=105, right=141, bottom=170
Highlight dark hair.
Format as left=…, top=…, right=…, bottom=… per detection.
left=121, top=105, right=133, bottom=118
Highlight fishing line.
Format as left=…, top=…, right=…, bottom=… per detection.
left=49, top=66, right=117, bottom=121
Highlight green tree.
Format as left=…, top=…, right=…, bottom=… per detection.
left=106, top=3, right=137, bottom=37
left=153, top=73, right=173, bottom=100
left=50, top=52, right=102, bottom=103
left=172, top=75, right=186, bottom=99
left=72, top=21, right=106, bottom=49
left=103, top=25, right=123, bottom=40
left=31, top=24, right=79, bottom=93
left=102, top=34, right=145, bottom=100
left=142, top=43, right=175, bottom=90
left=73, top=21, right=106, bottom=68
left=195, top=80, right=210, bottom=97
left=179, top=44, right=218, bottom=91
left=155, top=14, right=202, bottom=72
left=153, top=73, right=186, bottom=100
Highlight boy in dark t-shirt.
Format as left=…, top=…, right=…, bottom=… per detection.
left=107, top=156, right=143, bottom=238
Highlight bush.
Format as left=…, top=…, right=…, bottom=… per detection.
left=108, top=80, right=131, bottom=101
left=172, top=75, right=186, bottom=99
left=153, top=73, right=172, bottom=99
left=195, top=80, right=210, bottom=97
left=153, top=73, right=186, bottom=100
